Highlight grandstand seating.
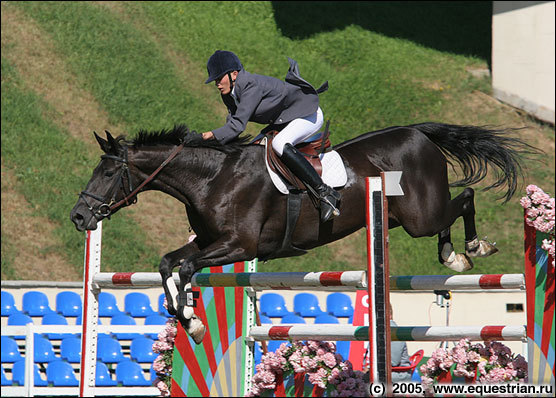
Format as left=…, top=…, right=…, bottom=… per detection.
left=116, top=359, right=152, bottom=386
left=41, top=312, right=72, bottom=340
left=280, top=313, right=306, bottom=324
left=22, top=291, right=55, bottom=316
left=294, top=293, right=326, bottom=317
left=1, top=291, right=21, bottom=316
left=125, top=292, right=156, bottom=317
left=60, top=336, right=82, bottom=363
left=46, top=360, right=79, bottom=386
left=326, top=292, right=354, bottom=318
left=110, top=313, right=141, bottom=340
left=259, top=293, right=293, bottom=317
left=130, top=336, right=156, bottom=363
left=96, top=361, right=117, bottom=386
left=314, top=313, right=340, bottom=324
left=1, top=288, right=355, bottom=391
left=34, top=335, right=57, bottom=363
left=98, top=291, right=123, bottom=317
left=7, top=312, right=33, bottom=340
left=97, top=336, right=126, bottom=363
left=1, top=336, right=22, bottom=362
left=12, top=359, right=48, bottom=386
left=56, top=291, right=82, bottom=317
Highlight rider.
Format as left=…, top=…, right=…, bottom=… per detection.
left=201, top=50, right=340, bottom=222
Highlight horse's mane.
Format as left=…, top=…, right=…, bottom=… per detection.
left=130, top=124, right=250, bottom=153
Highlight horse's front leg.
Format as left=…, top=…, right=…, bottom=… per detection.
left=176, top=240, right=255, bottom=344
left=159, top=241, right=200, bottom=316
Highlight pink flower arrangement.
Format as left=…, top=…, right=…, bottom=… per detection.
left=247, top=340, right=367, bottom=397
left=420, top=339, right=527, bottom=396
left=520, top=184, right=555, bottom=267
left=152, top=301, right=178, bottom=397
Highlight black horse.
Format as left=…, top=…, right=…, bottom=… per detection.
left=70, top=122, right=536, bottom=343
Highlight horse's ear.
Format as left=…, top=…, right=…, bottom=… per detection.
left=105, top=130, right=122, bottom=154
left=94, top=131, right=110, bottom=153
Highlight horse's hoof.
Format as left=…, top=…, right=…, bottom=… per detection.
left=466, top=238, right=498, bottom=258
left=186, top=316, right=206, bottom=344
left=443, top=253, right=473, bottom=272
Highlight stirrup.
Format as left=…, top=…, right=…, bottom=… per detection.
left=318, top=186, right=341, bottom=222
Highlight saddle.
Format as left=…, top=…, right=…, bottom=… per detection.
left=265, top=122, right=331, bottom=191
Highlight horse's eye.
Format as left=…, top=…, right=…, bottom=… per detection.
left=104, top=171, right=114, bottom=177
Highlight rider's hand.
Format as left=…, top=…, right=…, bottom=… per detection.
left=202, top=132, right=215, bottom=140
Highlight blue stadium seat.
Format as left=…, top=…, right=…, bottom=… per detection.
left=150, top=363, right=157, bottom=382
left=158, top=293, right=171, bottom=317
left=46, top=360, right=79, bottom=386
left=259, top=293, right=293, bottom=317
left=41, top=312, right=72, bottom=340
left=259, top=314, right=272, bottom=324
left=60, top=336, right=81, bottom=363
left=267, top=340, right=289, bottom=353
left=124, top=292, right=156, bottom=317
left=326, top=292, right=354, bottom=318
left=96, top=336, right=125, bottom=363
left=293, top=293, right=325, bottom=317
left=1, top=336, right=23, bottom=362
left=98, top=292, right=123, bottom=317
left=96, top=361, right=117, bottom=386
left=130, top=336, right=156, bottom=363
left=22, top=291, right=55, bottom=316
left=280, top=313, right=306, bottom=324
left=12, top=359, right=48, bottom=386
left=145, top=313, right=168, bottom=339
left=116, top=359, right=152, bottom=386
left=34, top=335, right=57, bottom=363
left=8, top=312, right=33, bottom=340
left=336, top=341, right=350, bottom=361
left=314, top=314, right=340, bottom=324
left=1, top=364, right=10, bottom=386
left=56, top=291, right=82, bottom=317
left=110, top=313, right=141, bottom=340
left=1, top=291, right=21, bottom=316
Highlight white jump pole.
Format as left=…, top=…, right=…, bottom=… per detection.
left=79, top=221, right=102, bottom=397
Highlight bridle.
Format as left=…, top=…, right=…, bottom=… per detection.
left=79, top=142, right=185, bottom=220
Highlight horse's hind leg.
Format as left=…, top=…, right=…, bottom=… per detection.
left=437, top=188, right=498, bottom=272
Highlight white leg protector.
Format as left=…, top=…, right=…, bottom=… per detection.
left=165, top=277, right=179, bottom=311
left=441, top=242, right=473, bottom=272
left=466, top=238, right=498, bottom=258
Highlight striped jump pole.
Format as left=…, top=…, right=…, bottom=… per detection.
left=93, top=271, right=524, bottom=291
left=249, top=325, right=527, bottom=342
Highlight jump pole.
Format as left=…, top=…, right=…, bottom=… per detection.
left=366, top=173, right=403, bottom=385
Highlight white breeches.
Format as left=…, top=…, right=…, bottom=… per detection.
left=271, top=107, right=324, bottom=156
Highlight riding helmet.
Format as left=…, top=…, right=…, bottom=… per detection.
left=205, top=50, right=243, bottom=84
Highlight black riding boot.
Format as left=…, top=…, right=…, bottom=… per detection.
left=280, top=143, right=341, bottom=222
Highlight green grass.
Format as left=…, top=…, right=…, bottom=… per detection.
left=3, top=1, right=553, bottom=278
left=1, top=57, right=161, bottom=274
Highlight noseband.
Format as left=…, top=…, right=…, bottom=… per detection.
left=79, top=142, right=185, bottom=220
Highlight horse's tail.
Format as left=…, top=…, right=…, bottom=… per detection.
left=410, top=122, right=541, bottom=202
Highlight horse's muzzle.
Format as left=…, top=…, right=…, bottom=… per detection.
left=70, top=204, right=98, bottom=232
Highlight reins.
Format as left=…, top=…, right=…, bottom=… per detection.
left=80, top=141, right=185, bottom=220
left=109, top=142, right=185, bottom=212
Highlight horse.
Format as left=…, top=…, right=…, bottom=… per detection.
left=70, top=122, right=537, bottom=343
